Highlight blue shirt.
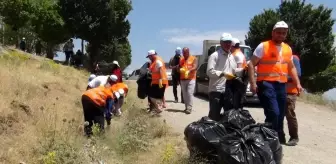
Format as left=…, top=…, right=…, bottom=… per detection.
left=288, top=55, right=301, bottom=81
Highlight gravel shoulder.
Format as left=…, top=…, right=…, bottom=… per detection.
left=161, top=87, right=336, bottom=164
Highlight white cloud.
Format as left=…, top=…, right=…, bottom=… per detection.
left=160, top=28, right=248, bottom=54
left=160, top=28, right=247, bottom=45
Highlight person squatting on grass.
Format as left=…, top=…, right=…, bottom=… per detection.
left=82, top=86, right=123, bottom=136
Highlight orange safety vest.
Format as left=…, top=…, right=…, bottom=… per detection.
left=286, top=55, right=300, bottom=94
left=83, top=86, right=113, bottom=107
left=256, top=40, right=292, bottom=83
left=232, top=49, right=247, bottom=68
left=179, top=55, right=196, bottom=80
left=113, top=82, right=129, bottom=96
left=149, top=56, right=168, bottom=85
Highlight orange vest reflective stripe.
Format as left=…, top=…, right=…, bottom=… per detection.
left=232, top=49, right=247, bottom=68
left=286, top=55, right=300, bottom=94
left=83, top=86, right=113, bottom=107
left=179, top=55, right=196, bottom=80
left=114, top=82, right=129, bottom=96
left=149, top=56, right=168, bottom=85
left=256, top=40, right=292, bottom=83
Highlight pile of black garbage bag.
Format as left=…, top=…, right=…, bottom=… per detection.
left=184, top=109, right=283, bottom=164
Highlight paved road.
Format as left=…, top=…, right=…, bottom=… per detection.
left=161, top=87, right=336, bottom=164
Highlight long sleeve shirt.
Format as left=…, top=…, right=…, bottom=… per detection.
left=206, top=48, right=237, bottom=93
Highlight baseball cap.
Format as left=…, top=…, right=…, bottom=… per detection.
left=231, top=38, right=240, bottom=46
left=146, top=50, right=156, bottom=58
left=109, top=75, right=118, bottom=82
left=273, top=21, right=288, bottom=30
left=88, top=74, right=96, bottom=82
left=113, top=60, right=120, bottom=67
left=220, top=33, right=232, bottom=42
left=175, top=47, right=182, bottom=55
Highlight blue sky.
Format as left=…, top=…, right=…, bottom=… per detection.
left=56, top=0, right=336, bottom=74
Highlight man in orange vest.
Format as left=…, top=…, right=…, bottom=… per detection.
left=179, top=47, right=198, bottom=114
left=285, top=53, right=301, bottom=146
left=247, top=21, right=303, bottom=144
left=82, top=86, right=121, bottom=136
left=146, top=50, right=168, bottom=115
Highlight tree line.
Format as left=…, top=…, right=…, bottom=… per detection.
left=0, top=0, right=132, bottom=70
left=245, top=0, right=336, bottom=93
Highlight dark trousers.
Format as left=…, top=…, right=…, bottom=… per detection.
left=81, top=95, right=105, bottom=136
left=257, top=81, right=286, bottom=136
left=208, top=92, right=232, bottom=121
left=172, top=75, right=183, bottom=101
left=64, top=51, right=73, bottom=65
left=286, top=94, right=298, bottom=139
left=225, top=79, right=247, bottom=109
left=105, top=98, right=114, bottom=122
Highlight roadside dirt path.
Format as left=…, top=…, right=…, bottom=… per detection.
left=161, top=87, right=336, bottom=164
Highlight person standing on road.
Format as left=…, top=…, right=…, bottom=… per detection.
left=247, top=21, right=303, bottom=144
left=285, top=53, right=301, bottom=146
left=147, top=50, right=168, bottom=115
left=179, top=47, right=198, bottom=114
left=169, top=47, right=184, bottom=103
left=230, top=38, right=248, bottom=109
left=207, top=33, right=237, bottom=121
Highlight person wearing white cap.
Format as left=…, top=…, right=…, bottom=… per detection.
left=247, top=21, right=302, bottom=145
left=168, top=47, right=184, bottom=103
left=88, top=74, right=97, bottom=82
left=206, top=33, right=237, bottom=121
left=146, top=49, right=168, bottom=115
left=87, top=74, right=118, bottom=90
left=230, top=38, right=249, bottom=109
left=111, top=60, right=123, bottom=82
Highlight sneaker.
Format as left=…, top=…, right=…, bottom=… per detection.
left=185, top=108, right=192, bottom=114
left=287, top=138, right=299, bottom=146
left=174, top=99, right=178, bottom=103
left=106, top=119, right=111, bottom=125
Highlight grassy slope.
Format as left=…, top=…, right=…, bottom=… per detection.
left=0, top=49, right=191, bottom=164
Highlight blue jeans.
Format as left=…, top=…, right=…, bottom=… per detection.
left=105, top=98, right=114, bottom=121
left=257, top=81, right=286, bottom=135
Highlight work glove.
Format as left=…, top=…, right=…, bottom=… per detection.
left=159, top=79, right=163, bottom=88
left=184, top=70, right=189, bottom=78
left=222, top=72, right=235, bottom=80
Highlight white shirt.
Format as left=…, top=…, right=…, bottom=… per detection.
left=88, top=76, right=108, bottom=88
left=233, top=51, right=245, bottom=64
left=207, top=48, right=237, bottom=93
left=253, top=42, right=293, bottom=60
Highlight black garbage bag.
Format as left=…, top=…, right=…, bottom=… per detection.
left=217, top=130, right=276, bottom=164
left=136, top=71, right=151, bottom=99
left=220, top=108, right=256, bottom=131
left=184, top=116, right=228, bottom=162
left=242, top=124, right=283, bottom=164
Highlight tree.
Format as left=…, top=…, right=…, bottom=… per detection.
left=100, top=38, right=132, bottom=69
left=245, top=0, right=335, bottom=92
left=31, top=0, right=70, bottom=59
left=59, top=0, right=132, bottom=70
left=0, top=0, right=70, bottom=59
left=245, top=9, right=280, bottom=51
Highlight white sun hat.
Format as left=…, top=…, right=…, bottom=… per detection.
left=273, top=21, right=289, bottom=30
